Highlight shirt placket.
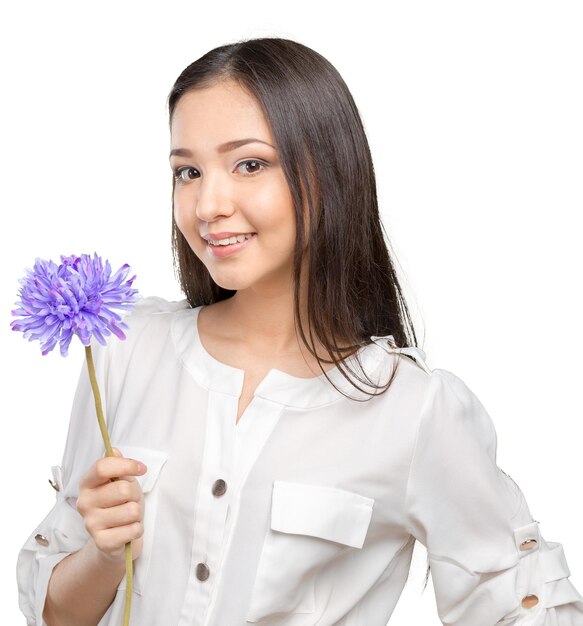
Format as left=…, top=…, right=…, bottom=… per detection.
left=203, top=395, right=285, bottom=625
left=178, top=390, right=236, bottom=626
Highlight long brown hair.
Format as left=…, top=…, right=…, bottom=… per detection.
left=167, top=37, right=422, bottom=401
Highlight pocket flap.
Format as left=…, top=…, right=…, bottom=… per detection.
left=270, top=481, right=374, bottom=548
left=116, top=445, right=168, bottom=493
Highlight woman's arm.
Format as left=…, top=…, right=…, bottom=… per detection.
left=404, top=367, right=583, bottom=625
left=16, top=297, right=173, bottom=624
left=43, top=538, right=125, bottom=626
left=16, top=334, right=116, bottom=624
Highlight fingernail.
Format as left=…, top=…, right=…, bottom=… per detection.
left=137, top=462, right=147, bottom=473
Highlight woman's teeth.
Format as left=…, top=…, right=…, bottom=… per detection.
left=208, top=233, right=255, bottom=246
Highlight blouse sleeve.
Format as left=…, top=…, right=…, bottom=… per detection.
left=15, top=334, right=114, bottom=625
left=404, top=367, right=583, bottom=626
left=15, top=295, right=188, bottom=624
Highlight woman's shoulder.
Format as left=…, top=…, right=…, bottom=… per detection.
left=125, top=294, right=192, bottom=318
left=368, top=339, right=488, bottom=430
left=118, top=294, right=192, bottom=333
left=369, top=337, right=481, bottom=403
left=85, top=295, right=193, bottom=382
left=102, top=295, right=193, bottom=361
left=390, top=352, right=498, bottom=458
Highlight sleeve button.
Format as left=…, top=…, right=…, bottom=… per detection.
left=521, top=594, right=539, bottom=608
left=35, top=533, right=49, bottom=547
left=519, top=538, right=537, bottom=551
left=48, top=478, right=60, bottom=491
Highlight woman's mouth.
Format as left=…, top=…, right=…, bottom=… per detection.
left=206, top=233, right=257, bottom=258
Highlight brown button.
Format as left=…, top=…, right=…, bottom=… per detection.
left=48, top=478, right=60, bottom=492
left=521, top=594, right=539, bottom=608
left=211, top=479, right=227, bottom=497
left=35, top=533, right=49, bottom=547
left=519, top=538, right=538, bottom=551
left=196, top=562, right=210, bottom=581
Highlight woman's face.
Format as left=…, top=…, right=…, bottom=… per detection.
left=170, top=79, right=298, bottom=293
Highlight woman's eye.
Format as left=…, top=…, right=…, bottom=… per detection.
left=235, top=159, right=266, bottom=176
left=173, top=160, right=267, bottom=183
left=173, top=167, right=198, bottom=183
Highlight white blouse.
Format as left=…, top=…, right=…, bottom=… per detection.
left=16, top=296, right=583, bottom=626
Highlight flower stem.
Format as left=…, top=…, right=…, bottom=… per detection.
left=85, top=345, right=133, bottom=626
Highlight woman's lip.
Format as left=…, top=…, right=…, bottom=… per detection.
left=206, top=233, right=256, bottom=258
left=203, top=232, right=256, bottom=241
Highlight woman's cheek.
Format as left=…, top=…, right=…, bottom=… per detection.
left=173, top=198, right=189, bottom=234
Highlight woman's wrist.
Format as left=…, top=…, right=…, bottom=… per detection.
left=85, top=536, right=128, bottom=573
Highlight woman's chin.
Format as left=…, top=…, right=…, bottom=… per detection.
left=209, top=273, right=253, bottom=292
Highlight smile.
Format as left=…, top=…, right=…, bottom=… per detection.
left=207, top=233, right=257, bottom=258
left=208, top=233, right=255, bottom=246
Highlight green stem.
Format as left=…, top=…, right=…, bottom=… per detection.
left=85, top=345, right=133, bottom=626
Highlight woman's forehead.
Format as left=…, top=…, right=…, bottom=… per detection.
left=171, top=82, right=271, bottom=141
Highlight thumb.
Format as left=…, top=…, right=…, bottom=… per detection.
left=103, top=447, right=122, bottom=458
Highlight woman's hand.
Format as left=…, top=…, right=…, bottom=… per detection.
left=76, top=447, right=148, bottom=563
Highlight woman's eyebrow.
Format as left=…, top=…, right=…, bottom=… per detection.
left=169, top=138, right=275, bottom=159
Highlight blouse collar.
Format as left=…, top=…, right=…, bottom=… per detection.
left=171, top=304, right=394, bottom=409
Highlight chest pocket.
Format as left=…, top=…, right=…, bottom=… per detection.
left=114, top=445, right=168, bottom=597
left=245, top=481, right=374, bottom=623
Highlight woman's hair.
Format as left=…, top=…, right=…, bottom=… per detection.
left=166, top=37, right=422, bottom=401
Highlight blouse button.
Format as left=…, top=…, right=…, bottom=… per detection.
left=48, top=478, right=60, bottom=492
left=35, top=533, right=49, bottom=547
left=211, top=479, right=227, bottom=497
left=196, top=562, right=210, bottom=581
left=519, top=538, right=538, bottom=551
left=521, top=594, right=539, bottom=608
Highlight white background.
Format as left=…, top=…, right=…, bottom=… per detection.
left=1, top=1, right=581, bottom=623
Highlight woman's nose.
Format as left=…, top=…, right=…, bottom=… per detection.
left=194, top=172, right=235, bottom=222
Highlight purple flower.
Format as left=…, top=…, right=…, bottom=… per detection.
left=10, top=253, right=140, bottom=356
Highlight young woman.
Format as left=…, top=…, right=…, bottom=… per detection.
left=17, top=37, right=583, bottom=626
